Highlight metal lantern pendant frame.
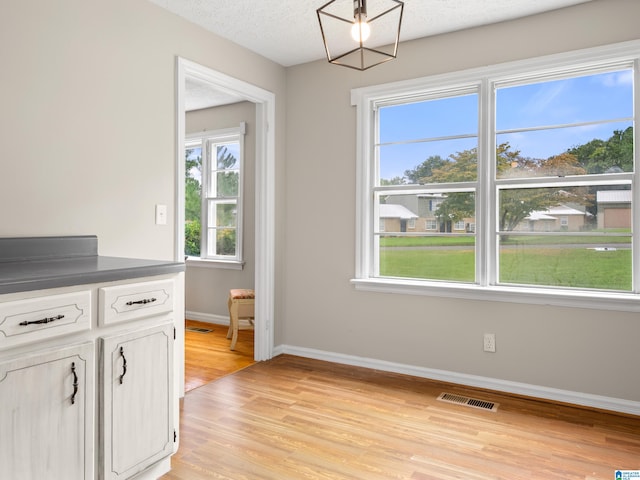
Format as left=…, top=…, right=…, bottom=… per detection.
left=317, top=0, right=404, bottom=71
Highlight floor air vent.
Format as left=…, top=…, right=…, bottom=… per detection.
left=186, top=326, right=212, bottom=334
left=437, top=393, right=499, bottom=412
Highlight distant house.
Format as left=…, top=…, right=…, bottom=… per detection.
left=597, top=190, right=631, bottom=229
left=382, top=195, right=474, bottom=233
left=384, top=194, right=630, bottom=235
left=515, top=204, right=592, bottom=232
left=379, top=204, right=419, bottom=233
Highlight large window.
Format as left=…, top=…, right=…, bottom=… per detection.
left=185, top=125, right=245, bottom=264
left=352, top=42, right=639, bottom=309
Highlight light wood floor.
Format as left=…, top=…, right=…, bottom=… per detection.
left=184, top=319, right=255, bottom=392
left=164, top=354, right=640, bottom=479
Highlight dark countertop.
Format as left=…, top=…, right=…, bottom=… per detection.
left=0, top=236, right=185, bottom=295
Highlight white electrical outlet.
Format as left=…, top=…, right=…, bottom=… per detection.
left=483, top=333, right=496, bottom=353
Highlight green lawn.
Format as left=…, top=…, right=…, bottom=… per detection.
left=379, top=245, right=632, bottom=290
left=499, top=247, right=631, bottom=290
left=380, top=248, right=475, bottom=282
left=380, top=234, right=630, bottom=248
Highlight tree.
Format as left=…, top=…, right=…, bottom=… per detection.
left=216, top=146, right=239, bottom=197
left=184, top=219, right=201, bottom=257
left=185, top=148, right=202, bottom=222
left=568, top=126, right=633, bottom=174
left=185, top=148, right=202, bottom=256
left=433, top=192, right=475, bottom=232
left=498, top=188, right=555, bottom=232
left=380, top=176, right=406, bottom=186
left=431, top=149, right=477, bottom=182
left=428, top=144, right=557, bottom=232
left=539, top=152, right=587, bottom=177
left=408, top=143, right=558, bottom=233
left=404, top=155, right=447, bottom=183
left=495, top=149, right=577, bottom=232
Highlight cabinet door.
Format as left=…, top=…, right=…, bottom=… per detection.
left=100, top=323, right=174, bottom=480
left=0, top=342, right=95, bottom=480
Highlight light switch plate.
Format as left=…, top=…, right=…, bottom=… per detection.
left=155, top=204, right=167, bottom=225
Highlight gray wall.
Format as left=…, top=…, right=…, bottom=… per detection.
left=0, top=0, right=286, bottom=263
left=185, top=102, right=256, bottom=318
left=282, top=0, right=640, bottom=403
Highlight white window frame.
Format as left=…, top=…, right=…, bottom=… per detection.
left=351, top=40, right=640, bottom=313
left=185, top=124, right=246, bottom=269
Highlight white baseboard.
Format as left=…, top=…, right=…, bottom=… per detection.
left=274, top=344, right=640, bottom=417
left=185, top=310, right=229, bottom=326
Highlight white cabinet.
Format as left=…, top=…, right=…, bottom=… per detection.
left=0, top=342, right=94, bottom=480
left=0, top=273, right=181, bottom=480
left=100, top=322, right=174, bottom=480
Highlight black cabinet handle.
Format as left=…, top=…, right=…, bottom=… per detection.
left=125, top=298, right=156, bottom=306
left=119, top=347, right=127, bottom=384
left=71, top=362, right=78, bottom=405
left=19, top=314, right=64, bottom=326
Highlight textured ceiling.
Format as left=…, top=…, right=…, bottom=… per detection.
left=149, top=0, right=593, bottom=67
left=184, top=77, right=245, bottom=111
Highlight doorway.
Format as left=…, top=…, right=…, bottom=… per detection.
left=175, top=58, right=275, bottom=395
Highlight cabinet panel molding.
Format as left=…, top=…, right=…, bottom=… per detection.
left=0, top=342, right=95, bottom=480
left=100, top=322, right=174, bottom=480
left=0, top=290, right=91, bottom=348
left=99, top=279, right=174, bottom=326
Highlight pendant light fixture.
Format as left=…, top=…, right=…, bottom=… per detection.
left=317, top=0, right=404, bottom=71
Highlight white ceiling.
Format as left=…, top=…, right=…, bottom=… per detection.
left=184, top=76, right=246, bottom=111
left=157, top=0, right=593, bottom=111
left=150, top=0, right=593, bottom=67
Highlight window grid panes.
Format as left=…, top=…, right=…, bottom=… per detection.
left=184, top=127, right=244, bottom=262
left=362, top=54, right=636, bottom=296
left=205, top=142, right=239, bottom=258
left=374, top=90, right=479, bottom=283
left=494, top=66, right=634, bottom=292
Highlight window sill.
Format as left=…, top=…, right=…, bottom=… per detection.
left=186, top=257, right=244, bottom=270
left=350, top=277, right=640, bottom=313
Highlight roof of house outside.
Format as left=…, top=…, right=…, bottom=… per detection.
left=547, top=204, right=590, bottom=216
left=526, top=204, right=589, bottom=221
left=380, top=204, right=419, bottom=220
left=526, top=211, right=558, bottom=221
left=597, top=190, right=632, bottom=203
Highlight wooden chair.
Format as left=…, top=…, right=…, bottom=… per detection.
left=227, top=289, right=255, bottom=350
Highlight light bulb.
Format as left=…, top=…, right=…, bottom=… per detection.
left=351, top=17, right=371, bottom=42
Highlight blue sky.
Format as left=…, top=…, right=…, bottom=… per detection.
left=378, top=69, right=633, bottom=181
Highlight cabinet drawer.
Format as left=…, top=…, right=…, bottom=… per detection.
left=99, top=279, right=174, bottom=326
left=0, top=291, right=91, bottom=349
